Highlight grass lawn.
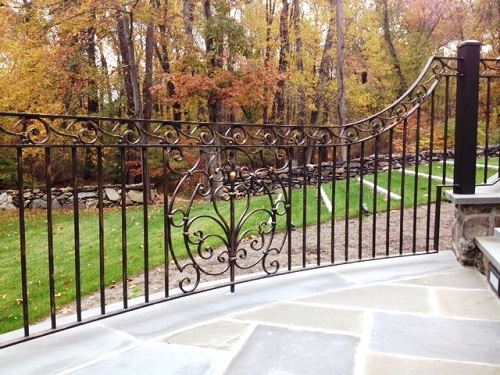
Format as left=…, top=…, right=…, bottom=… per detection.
left=409, top=157, right=498, bottom=184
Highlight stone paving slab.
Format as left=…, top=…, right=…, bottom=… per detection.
left=334, top=252, right=463, bottom=284
left=221, top=325, right=359, bottom=375
left=1, top=251, right=499, bottom=375
left=0, top=323, right=137, bottom=375
left=234, top=302, right=365, bottom=334
left=69, top=343, right=226, bottom=375
left=299, top=284, right=433, bottom=314
left=95, top=267, right=351, bottom=341
left=163, top=320, right=250, bottom=350
left=365, top=352, right=500, bottom=375
left=433, top=288, right=500, bottom=320
left=370, top=311, right=500, bottom=365
left=394, top=268, right=489, bottom=289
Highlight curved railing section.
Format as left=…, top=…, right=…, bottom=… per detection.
left=1, top=52, right=499, bottom=348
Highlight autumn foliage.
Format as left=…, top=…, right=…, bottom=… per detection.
left=0, top=0, right=497, bottom=122
left=0, top=0, right=499, bottom=186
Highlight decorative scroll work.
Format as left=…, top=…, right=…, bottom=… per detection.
left=167, top=147, right=288, bottom=293
left=480, top=58, right=500, bottom=76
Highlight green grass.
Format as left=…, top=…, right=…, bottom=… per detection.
left=0, top=207, right=168, bottom=333
left=1, top=157, right=499, bottom=334
left=407, top=158, right=498, bottom=184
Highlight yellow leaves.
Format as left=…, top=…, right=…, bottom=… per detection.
left=0, top=34, right=68, bottom=112
left=0, top=0, right=102, bottom=113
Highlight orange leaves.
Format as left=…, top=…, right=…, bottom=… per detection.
left=155, top=65, right=280, bottom=112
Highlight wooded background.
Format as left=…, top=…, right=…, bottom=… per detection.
left=0, top=0, right=499, bottom=188
left=0, top=0, right=498, bottom=124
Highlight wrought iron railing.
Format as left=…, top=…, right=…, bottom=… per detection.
left=0, top=43, right=499, bottom=347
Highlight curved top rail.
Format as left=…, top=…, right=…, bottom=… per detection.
left=0, top=56, right=459, bottom=147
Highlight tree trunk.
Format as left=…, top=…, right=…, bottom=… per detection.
left=378, top=0, right=408, bottom=96
left=310, top=16, right=334, bottom=128
left=117, top=11, right=142, bottom=118
left=155, top=4, right=182, bottom=120
left=271, top=0, right=289, bottom=125
left=155, top=41, right=182, bottom=120
left=117, top=9, right=144, bottom=189
left=308, top=3, right=335, bottom=164
left=143, top=20, right=154, bottom=122
left=203, top=0, right=223, bottom=198
left=292, top=0, right=306, bottom=126
left=263, top=0, right=276, bottom=123
left=141, top=6, right=155, bottom=203
left=117, top=14, right=135, bottom=117
left=85, top=15, right=98, bottom=181
left=86, top=25, right=99, bottom=114
left=183, top=0, right=194, bottom=38
left=204, top=0, right=223, bottom=122
left=335, top=0, right=348, bottom=161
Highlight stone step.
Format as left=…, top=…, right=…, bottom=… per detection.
left=475, top=229, right=500, bottom=298
left=475, top=229, right=500, bottom=272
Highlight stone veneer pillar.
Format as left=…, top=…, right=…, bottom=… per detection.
left=447, top=185, right=500, bottom=266
left=452, top=204, right=500, bottom=265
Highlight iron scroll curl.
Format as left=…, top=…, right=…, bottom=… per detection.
left=167, top=146, right=288, bottom=293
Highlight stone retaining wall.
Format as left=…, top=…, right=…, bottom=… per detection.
left=237, top=149, right=463, bottom=194
left=452, top=204, right=500, bottom=266
left=273, top=151, right=439, bottom=190
left=0, top=184, right=157, bottom=211
left=240, top=147, right=499, bottom=193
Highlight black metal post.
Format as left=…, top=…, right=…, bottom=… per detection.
left=453, top=40, right=481, bottom=194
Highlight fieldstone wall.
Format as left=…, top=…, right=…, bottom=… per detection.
left=452, top=204, right=500, bottom=266
left=237, top=150, right=455, bottom=194
left=0, top=184, right=157, bottom=211
left=242, top=147, right=498, bottom=193
left=0, top=151, right=435, bottom=211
